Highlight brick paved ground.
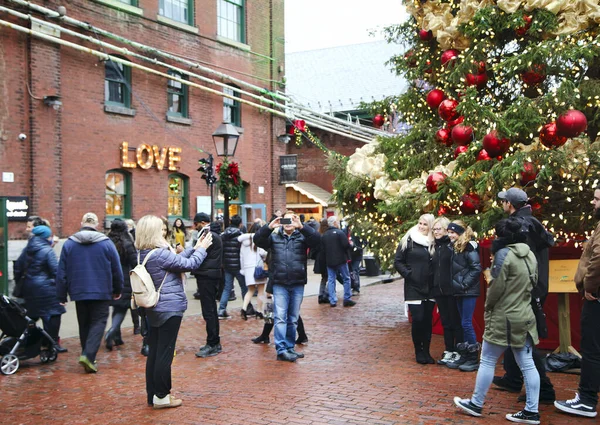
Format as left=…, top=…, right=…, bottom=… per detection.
left=1, top=282, right=582, bottom=425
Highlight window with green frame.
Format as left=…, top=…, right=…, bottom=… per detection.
left=104, top=58, right=131, bottom=107
left=159, top=0, right=193, bottom=25
left=167, top=71, right=188, bottom=117
left=105, top=170, right=131, bottom=217
left=116, top=0, right=137, bottom=5
left=223, top=84, right=241, bottom=126
left=217, top=0, right=245, bottom=42
left=168, top=174, right=188, bottom=218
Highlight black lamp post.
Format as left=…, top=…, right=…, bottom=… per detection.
left=212, top=122, right=240, bottom=228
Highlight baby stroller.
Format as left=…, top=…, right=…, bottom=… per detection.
left=0, top=295, right=58, bottom=375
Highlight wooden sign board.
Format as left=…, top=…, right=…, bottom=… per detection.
left=548, top=259, right=580, bottom=294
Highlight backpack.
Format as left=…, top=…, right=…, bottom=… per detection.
left=130, top=249, right=167, bottom=309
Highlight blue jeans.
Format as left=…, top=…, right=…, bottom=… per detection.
left=456, top=296, right=478, bottom=344
left=471, top=337, right=540, bottom=413
left=327, top=263, right=351, bottom=304
left=218, top=270, right=247, bottom=312
left=272, top=284, right=304, bottom=355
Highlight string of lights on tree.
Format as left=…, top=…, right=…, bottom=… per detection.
left=330, top=0, right=600, bottom=269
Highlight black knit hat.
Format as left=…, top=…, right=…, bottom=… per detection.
left=110, top=218, right=128, bottom=232
left=194, top=212, right=211, bottom=223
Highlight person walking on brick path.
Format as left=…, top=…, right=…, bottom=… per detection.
left=314, top=218, right=331, bottom=304
left=104, top=219, right=137, bottom=351
left=454, top=217, right=541, bottom=425
left=431, top=216, right=463, bottom=366
left=493, top=188, right=556, bottom=404
left=322, top=216, right=355, bottom=308
left=135, top=215, right=213, bottom=409
left=239, top=222, right=268, bottom=320
left=190, top=213, right=224, bottom=359
left=56, top=212, right=123, bottom=373
left=394, top=213, right=435, bottom=364
left=13, top=224, right=66, bottom=352
left=554, top=187, right=600, bottom=419
left=218, top=215, right=253, bottom=319
left=125, top=218, right=141, bottom=335
left=254, top=211, right=320, bottom=362
left=445, top=220, right=482, bottom=372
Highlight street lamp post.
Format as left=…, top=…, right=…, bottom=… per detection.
left=212, top=122, right=240, bottom=228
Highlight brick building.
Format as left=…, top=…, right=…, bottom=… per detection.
left=0, top=0, right=287, bottom=240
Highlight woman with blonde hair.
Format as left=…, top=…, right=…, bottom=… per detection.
left=445, top=220, right=482, bottom=372
left=394, top=213, right=436, bottom=364
left=135, top=215, right=213, bottom=409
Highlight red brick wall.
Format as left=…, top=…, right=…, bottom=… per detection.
left=0, top=0, right=287, bottom=238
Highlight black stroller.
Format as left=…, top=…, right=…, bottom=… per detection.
left=0, top=295, right=58, bottom=375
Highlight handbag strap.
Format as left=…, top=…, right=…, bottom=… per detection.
left=139, top=248, right=168, bottom=294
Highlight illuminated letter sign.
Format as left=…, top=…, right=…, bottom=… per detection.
left=120, top=142, right=181, bottom=171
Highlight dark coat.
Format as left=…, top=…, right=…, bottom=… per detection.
left=254, top=224, right=321, bottom=287
left=350, top=235, right=365, bottom=261
left=511, top=206, right=554, bottom=301
left=191, top=225, right=223, bottom=280
left=14, top=236, right=66, bottom=318
left=450, top=241, right=482, bottom=297
left=321, top=228, right=350, bottom=267
left=431, top=235, right=453, bottom=298
left=394, top=237, right=433, bottom=301
left=110, top=235, right=137, bottom=309
left=140, top=246, right=207, bottom=313
left=221, top=226, right=242, bottom=271
left=56, top=228, right=124, bottom=303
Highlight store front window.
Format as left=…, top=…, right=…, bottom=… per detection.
left=168, top=173, right=188, bottom=218
left=105, top=170, right=130, bottom=217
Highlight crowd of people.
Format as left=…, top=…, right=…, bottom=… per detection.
left=10, top=186, right=600, bottom=419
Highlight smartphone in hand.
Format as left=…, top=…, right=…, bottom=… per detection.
left=280, top=218, right=292, bottom=225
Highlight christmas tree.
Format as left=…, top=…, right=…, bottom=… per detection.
left=331, top=0, right=600, bottom=268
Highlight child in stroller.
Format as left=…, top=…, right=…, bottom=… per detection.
left=0, top=295, right=59, bottom=375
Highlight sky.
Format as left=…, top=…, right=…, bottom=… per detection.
left=284, top=0, right=409, bottom=54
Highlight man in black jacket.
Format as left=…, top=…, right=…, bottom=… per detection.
left=254, top=211, right=320, bottom=362
left=493, top=188, right=556, bottom=403
left=322, top=216, right=356, bottom=307
left=191, top=213, right=224, bottom=358
left=218, top=215, right=248, bottom=319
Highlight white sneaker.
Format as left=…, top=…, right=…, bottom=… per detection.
left=554, top=393, right=597, bottom=418
left=153, top=394, right=183, bottom=409
left=437, top=351, right=454, bottom=365
left=451, top=351, right=461, bottom=362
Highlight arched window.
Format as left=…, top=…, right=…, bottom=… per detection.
left=168, top=173, right=188, bottom=218
left=104, top=57, right=131, bottom=107
left=105, top=170, right=131, bottom=217
left=223, top=84, right=241, bottom=127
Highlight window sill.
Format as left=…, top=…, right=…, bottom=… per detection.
left=157, top=15, right=199, bottom=34
left=216, top=35, right=251, bottom=52
left=104, top=104, right=136, bottom=116
left=166, top=115, right=192, bottom=125
left=93, top=0, right=144, bottom=16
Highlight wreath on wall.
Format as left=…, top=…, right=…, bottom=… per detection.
left=216, top=160, right=242, bottom=199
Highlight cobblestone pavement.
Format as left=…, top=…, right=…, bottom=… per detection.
left=1, top=282, right=581, bottom=425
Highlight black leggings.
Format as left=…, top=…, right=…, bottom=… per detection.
left=408, top=301, right=435, bottom=352
left=436, top=296, right=463, bottom=352
left=146, top=316, right=182, bottom=404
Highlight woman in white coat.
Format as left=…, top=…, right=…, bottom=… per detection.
left=239, top=222, right=268, bottom=320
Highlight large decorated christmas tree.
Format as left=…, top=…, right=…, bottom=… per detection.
left=331, top=0, right=600, bottom=269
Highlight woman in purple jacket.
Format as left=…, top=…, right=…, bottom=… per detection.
left=135, top=215, right=213, bottom=409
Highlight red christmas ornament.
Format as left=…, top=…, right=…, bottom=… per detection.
left=520, top=64, right=546, bottom=86
left=475, top=61, right=486, bottom=74
left=426, top=89, right=446, bottom=109
left=477, top=149, right=492, bottom=161
left=482, top=130, right=510, bottom=157
left=405, top=50, right=417, bottom=68
left=465, top=72, right=488, bottom=90
left=556, top=110, right=588, bottom=138
left=426, top=172, right=447, bottom=194
left=515, top=15, right=533, bottom=37
left=540, top=122, right=568, bottom=148
left=520, top=162, right=538, bottom=185
left=447, top=116, right=464, bottom=130
left=437, top=204, right=451, bottom=216
left=451, top=124, right=474, bottom=146
left=419, top=29, right=433, bottom=41
left=372, top=114, right=385, bottom=128
left=438, top=99, right=459, bottom=121
left=454, top=145, right=468, bottom=158
left=441, top=49, right=459, bottom=66
left=459, top=193, right=482, bottom=215
left=435, top=128, right=453, bottom=147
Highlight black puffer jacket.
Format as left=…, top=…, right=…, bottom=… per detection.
left=191, top=223, right=223, bottom=280
left=254, top=224, right=321, bottom=287
left=221, top=226, right=242, bottom=271
left=111, top=235, right=137, bottom=309
left=512, top=206, right=554, bottom=302
left=431, top=235, right=453, bottom=298
left=394, top=236, right=433, bottom=301
left=450, top=240, right=482, bottom=297
left=321, top=228, right=350, bottom=267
